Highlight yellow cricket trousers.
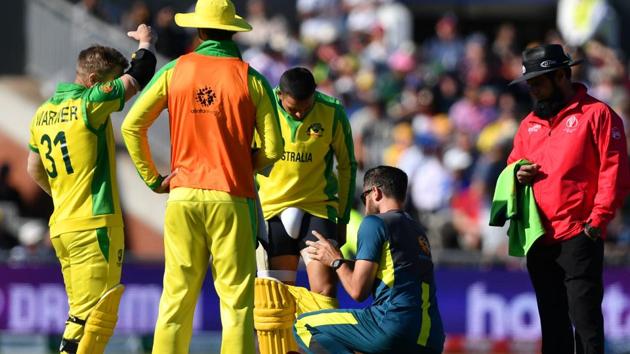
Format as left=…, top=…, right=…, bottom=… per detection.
left=51, top=227, right=124, bottom=341
left=152, top=188, right=257, bottom=354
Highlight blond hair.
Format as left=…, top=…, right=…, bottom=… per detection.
left=77, top=45, right=128, bottom=82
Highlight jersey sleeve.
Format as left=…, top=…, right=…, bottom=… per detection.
left=248, top=67, right=283, bottom=172
left=355, top=215, right=387, bottom=262
left=28, top=109, right=40, bottom=152
left=587, top=107, right=630, bottom=228
left=84, top=78, right=126, bottom=129
left=332, top=105, right=357, bottom=224
left=121, top=61, right=174, bottom=190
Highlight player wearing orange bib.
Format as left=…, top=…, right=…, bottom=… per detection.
left=120, top=1, right=283, bottom=353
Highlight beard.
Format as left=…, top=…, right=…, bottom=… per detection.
left=531, top=82, right=566, bottom=119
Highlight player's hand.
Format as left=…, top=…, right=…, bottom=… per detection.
left=516, top=163, right=540, bottom=185
left=127, top=24, right=155, bottom=48
left=306, top=230, right=343, bottom=267
left=153, top=170, right=177, bottom=194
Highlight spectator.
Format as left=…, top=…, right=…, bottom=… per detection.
left=120, top=0, right=150, bottom=32
left=423, top=14, right=465, bottom=74
left=448, top=86, right=498, bottom=136
left=0, top=163, right=24, bottom=212
left=77, top=0, right=110, bottom=23
left=236, top=0, right=288, bottom=49
left=350, top=93, right=393, bottom=170
left=375, top=0, right=413, bottom=52
left=0, top=163, right=24, bottom=251
left=154, top=6, right=188, bottom=59
left=409, top=134, right=453, bottom=248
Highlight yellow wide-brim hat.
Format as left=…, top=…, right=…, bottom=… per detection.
left=175, top=0, right=252, bottom=32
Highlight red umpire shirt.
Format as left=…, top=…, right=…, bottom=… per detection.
left=508, top=83, right=630, bottom=242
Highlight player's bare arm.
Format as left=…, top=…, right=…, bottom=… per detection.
left=306, top=230, right=377, bottom=301
left=26, top=151, right=51, bottom=196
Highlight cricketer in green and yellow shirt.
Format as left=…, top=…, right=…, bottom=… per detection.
left=257, top=87, right=356, bottom=227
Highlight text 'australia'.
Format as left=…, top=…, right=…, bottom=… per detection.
left=282, top=151, right=313, bottom=163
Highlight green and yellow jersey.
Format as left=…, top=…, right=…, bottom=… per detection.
left=256, top=91, right=357, bottom=224
left=28, top=80, right=125, bottom=236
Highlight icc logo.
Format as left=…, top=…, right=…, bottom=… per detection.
left=566, top=116, right=578, bottom=128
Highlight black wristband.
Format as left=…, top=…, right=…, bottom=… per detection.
left=125, top=48, right=157, bottom=89
left=331, top=258, right=347, bottom=270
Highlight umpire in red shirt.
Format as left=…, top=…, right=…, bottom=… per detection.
left=508, top=44, right=630, bottom=354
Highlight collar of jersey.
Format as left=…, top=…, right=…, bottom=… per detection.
left=273, top=87, right=315, bottom=142
left=51, top=82, right=85, bottom=102
left=194, top=40, right=242, bottom=59
left=56, top=82, right=85, bottom=93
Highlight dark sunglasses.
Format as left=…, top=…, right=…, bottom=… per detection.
left=360, top=185, right=380, bottom=205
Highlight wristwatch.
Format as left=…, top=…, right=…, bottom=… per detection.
left=584, top=222, right=601, bottom=240
left=330, top=259, right=346, bottom=271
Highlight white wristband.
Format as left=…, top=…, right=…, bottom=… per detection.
left=138, top=42, right=151, bottom=51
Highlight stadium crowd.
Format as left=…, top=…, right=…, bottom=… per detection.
left=2, top=0, right=630, bottom=265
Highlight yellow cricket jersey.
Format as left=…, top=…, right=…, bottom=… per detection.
left=29, top=80, right=125, bottom=236
left=121, top=40, right=282, bottom=192
left=257, top=91, right=357, bottom=224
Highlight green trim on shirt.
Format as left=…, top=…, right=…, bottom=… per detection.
left=284, top=113, right=303, bottom=143
left=273, top=88, right=306, bottom=143
left=336, top=107, right=356, bottom=224
left=247, top=198, right=258, bottom=246
left=96, top=227, right=110, bottom=262
left=49, top=83, right=85, bottom=104
left=323, top=147, right=338, bottom=201
left=81, top=97, right=98, bottom=134
left=147, top=175, right=164, bottom=191
left=138, top=58, right=178, bottom=100
left=91, top=127, right=114, bottom=215
left=194, top=39, right=242, bottom=58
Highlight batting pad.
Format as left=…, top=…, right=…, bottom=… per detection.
left=254, top=278, right=299, bottom=354
left=76, top=284, right=125, bottom=354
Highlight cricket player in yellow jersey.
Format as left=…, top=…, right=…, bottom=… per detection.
left=26, top=25, right=157, bottom=354
left=120, top=1, right=283, bottom=353
left=254, top=67, right=357, bottom=353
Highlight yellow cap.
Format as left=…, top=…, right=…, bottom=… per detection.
left=175, top=0, right=252, bottom=32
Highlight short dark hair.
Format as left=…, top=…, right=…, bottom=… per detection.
left=198, top=28, right=236, bottom=41
left=278, top=67, right=317, bottom=100
left=77, top=45, right=128, bottom=81
left=364, top=165, right=408, bottom=202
